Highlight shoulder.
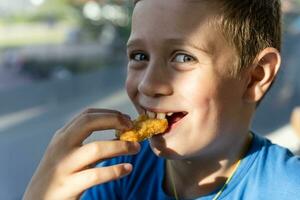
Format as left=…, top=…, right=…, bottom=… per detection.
left=226, top=133, right=300, bottom=199
left=254, top=133, right=300, bottom=170
left=251, top=133, right=300, bottom=194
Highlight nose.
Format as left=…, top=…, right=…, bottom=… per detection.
left=138, top=61, right=173, bottom=97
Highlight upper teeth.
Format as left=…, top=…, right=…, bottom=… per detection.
left=156, top=113, right=166, bottom=119
left=146, top=111, right=173, bottom=119
left=147, top=111, right=156, bottom=119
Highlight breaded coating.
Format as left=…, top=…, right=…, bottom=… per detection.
left=116, top=115, right=168, bottom=142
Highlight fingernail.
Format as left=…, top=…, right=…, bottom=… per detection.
left=123, top=163, right=132, bottom=171
left=124, top=114, right=131, bottom=120
left=121, top=120, right=133, bottom=131
left=126, top=121, right=134, bottom=129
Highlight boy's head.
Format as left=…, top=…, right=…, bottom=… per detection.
left=126, top=0, right=281, bottom=159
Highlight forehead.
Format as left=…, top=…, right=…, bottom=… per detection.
left=129, top=0, right=221, bottom=54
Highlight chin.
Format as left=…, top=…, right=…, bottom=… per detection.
left=149, top=131, right=218, bottom=160
left=149, top=136, right=189, bottom=159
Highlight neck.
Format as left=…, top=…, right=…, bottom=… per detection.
left=164, top=132, right=252, bottom=199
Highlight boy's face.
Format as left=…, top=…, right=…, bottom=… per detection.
left=126, top=0, right=250, bottom=159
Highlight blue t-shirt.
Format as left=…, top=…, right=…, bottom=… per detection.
left=81, top=133, right=300, bottom=200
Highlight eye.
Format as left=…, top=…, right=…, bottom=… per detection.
left=129, top=52, right=149, bottom=61
left=172, top=53, right=195, bottom=63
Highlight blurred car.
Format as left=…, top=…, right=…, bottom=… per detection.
left=1, top=42, right=115, bottom=80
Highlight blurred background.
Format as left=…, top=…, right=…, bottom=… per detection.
left=0, top=0, right=299, bottom=199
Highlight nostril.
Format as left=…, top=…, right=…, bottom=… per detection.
left=154, top=93, right=166, bottom=98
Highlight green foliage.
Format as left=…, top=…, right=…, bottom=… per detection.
left=1, top=0, right=134, bottom=77
left=68, top=1, right=133, bottom=42
left=1, top=0, right=133, bottom=41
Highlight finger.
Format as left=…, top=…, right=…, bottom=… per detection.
left=63, top=141, right=140, bottom=172
left=61, top=108, right=126, bottom=132
left=64, top=112, right=134, bottom=146
left=66, top=164, right=132, bottom=195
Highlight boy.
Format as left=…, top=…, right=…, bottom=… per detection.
left=23, top=0, right=300, bottom=199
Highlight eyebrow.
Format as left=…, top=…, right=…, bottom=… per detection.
left=126, top=38, right=143, bottom=49
left=127, top=38, right=212, bottom=56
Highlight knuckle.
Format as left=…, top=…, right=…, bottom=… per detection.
left=115, top=114, right=128, bottom=126
left=81, top=113, right=93, bottom=124
left=116, top=113, right=124, bottom=123
left=89, top=170, right=101, bottom=184
left=121, top=142, right=132, bottom=153
left=51, top=162, right=65, bottom=176
left=114, top=110, right=122, bottom=115
left=53, top=128, right=64, bottom=140
left=50, top=130, right=64, bottom=148
left=111, top=165, right=123, bottom=178
left=89, top=142, right=102, bottom=156
left=83, top=108, right=94, bottom=114
left=54, top=128, right=63, bottom=135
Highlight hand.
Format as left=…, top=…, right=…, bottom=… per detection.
left=23, top=108, right=140, bottom=200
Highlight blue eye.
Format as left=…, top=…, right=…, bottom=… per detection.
left=173, top=54, right=195, bottom=63
left=130, top=53, right=148, bottom=61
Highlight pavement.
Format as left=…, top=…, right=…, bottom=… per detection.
left=0, top=64, right=32, bottom=91
left=0, top=66, right=129, bottom=199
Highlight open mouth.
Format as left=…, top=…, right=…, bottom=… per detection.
left=165, top=112, right=188, bottom=132
left=142, top=108, right=188, bottom=134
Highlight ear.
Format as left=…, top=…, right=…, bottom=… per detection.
left=243, top=47, right=281, bottom=103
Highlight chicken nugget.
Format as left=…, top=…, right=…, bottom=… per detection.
left=116, top=115, right=168, bottom=142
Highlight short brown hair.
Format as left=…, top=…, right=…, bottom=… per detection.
left=133, top=0, right=282, bottom=76
left=214, top=0, right=282, bottom=76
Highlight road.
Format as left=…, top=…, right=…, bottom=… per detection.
left=0, top=91, right=139, bottom=200
left=0, top=66, right=136, bottom=200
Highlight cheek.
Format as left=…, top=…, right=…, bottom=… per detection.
left=178, top=73, right=222, bottom=129
left=189, top=90, right=215, bottom=127
left=125, top=84, right=135, bottom=104
left=125, top=70, right=138, bottom=98
left=179, top=73, right=216, bottom=108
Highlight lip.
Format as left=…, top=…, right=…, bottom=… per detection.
left=140, top=105, right=188, bottom=114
